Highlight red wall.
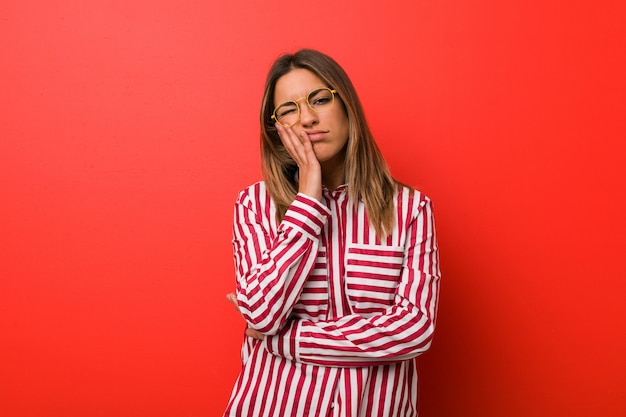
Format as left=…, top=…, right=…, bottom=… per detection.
left=2, top=1, right=625, bottom=416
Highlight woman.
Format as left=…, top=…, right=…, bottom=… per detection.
left=224, top=49, right=440, bottom=417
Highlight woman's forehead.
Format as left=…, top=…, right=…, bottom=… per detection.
left=274, top=69, right=327, bottom=102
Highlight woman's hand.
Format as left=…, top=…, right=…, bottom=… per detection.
left=276, top=123, right=322, bottom=201
left=226, top=293, right=264, bottom=341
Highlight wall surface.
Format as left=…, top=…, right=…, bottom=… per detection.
left=1, top=1, right=625, bottom=416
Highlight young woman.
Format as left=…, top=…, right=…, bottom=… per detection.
left=223, top=49, right=440, bottom=417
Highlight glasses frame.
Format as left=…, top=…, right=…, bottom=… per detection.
left=271, top=88, right=338, bottom=127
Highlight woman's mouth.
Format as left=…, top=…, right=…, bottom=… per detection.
left=305, top=130, right=327, bottom=142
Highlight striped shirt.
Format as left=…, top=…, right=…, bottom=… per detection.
left=223, top=181, right=440, bottom=417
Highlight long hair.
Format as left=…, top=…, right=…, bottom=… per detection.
left=260, top=49, right=398, bottom=238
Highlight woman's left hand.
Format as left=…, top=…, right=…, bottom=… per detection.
left=226, top=293, right=265, bottom=341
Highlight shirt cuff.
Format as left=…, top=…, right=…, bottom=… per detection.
left=264, top=319, right=301, bottom=362
left=280, top=193, right=331, bottom=240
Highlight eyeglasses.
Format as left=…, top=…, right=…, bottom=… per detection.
left=271, top=87, right=337, bottom=127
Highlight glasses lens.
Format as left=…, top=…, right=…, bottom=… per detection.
left=307, top=88, right=334, bottom=112
left=274, top=102, right=299, bottom=126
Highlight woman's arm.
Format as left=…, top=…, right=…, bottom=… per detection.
left=262, top=197, right=440, bottom=366
left=233, top=185, right=330, bottom=335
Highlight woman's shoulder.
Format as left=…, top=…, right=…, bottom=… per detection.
left=394, top=182, right=433, bottom=211
left=234, top=181, right=272, bottom=206
left=395, top=182, right=429, bottom=199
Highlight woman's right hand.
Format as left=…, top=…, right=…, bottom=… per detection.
left=226, top=293, right=264, bottom=341
left=276, top=123, right=322, bottom=201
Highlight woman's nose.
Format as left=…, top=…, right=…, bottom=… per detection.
left=298, top=103, right=318, bottom=126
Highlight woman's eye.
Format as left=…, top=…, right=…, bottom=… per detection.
left=313, top=97, right=331, bottom=105
left=278, top=108, right=296, bottom=117
left=309, top=90, right=333, bottom=107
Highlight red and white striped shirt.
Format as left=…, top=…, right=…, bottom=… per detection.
left=224, top=181, right=440, bottom=417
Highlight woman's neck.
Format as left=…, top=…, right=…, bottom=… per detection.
left=321, top=160, right=346, bottom=191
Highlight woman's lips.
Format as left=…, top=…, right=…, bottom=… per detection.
left=305, top=130, right=327, bottom=141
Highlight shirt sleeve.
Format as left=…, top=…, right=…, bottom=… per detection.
left=233, top=189, right=330, bottom=335
left=263, top=197, right=441, bottom=366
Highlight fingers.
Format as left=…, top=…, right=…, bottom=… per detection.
left=245, top=327, right=265, bottom=341
left=226, top=292, right=240, bottom=312
left=275, top=123, right=300, bottom=163
left=276, top=123, right=314, bottom=167
left=226, top=292, right=264, bottom=340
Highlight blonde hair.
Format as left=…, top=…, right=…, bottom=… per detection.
left=260, top=49, right=398, bottom=238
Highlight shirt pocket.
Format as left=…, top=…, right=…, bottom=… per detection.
left=345, top=244, right=405, bottom=317
left=292, top=249, right=329, bottom=321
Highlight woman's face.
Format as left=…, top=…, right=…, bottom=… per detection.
left=273, top=68, right=349, bottom=166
